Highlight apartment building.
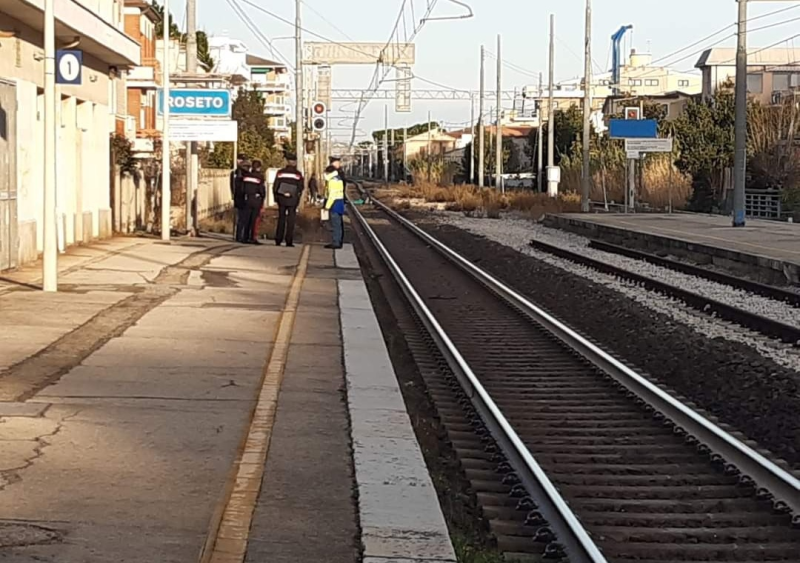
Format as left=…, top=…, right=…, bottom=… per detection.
left=0, top=0, right=139, bottom=270
left=123, top=0, right=160, bottom=154
left=247, top=54, right=292, bottom=142
left=696, top=47, right=800, bottom=105
left=208, top=36, right=292, bottom=142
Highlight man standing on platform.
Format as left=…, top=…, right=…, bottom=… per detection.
left=323, top=156, right=346, bottom=250
left=273, top=154, right=304, bottom=247
left=239, top=159, right=266, bottom=244
left=231, top=154, right=249, bottom=241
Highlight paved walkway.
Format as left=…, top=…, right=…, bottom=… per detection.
left=0, top=236, right=455, bottom=562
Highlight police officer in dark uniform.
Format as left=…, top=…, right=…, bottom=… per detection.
left=239, top=159, right=266, bottom=244
left=273, top=154, right=305, bottom=247
left=231, top=154, right=249, bottom=241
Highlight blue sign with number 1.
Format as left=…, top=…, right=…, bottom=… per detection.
left=56, top=50, right=83, bottom=85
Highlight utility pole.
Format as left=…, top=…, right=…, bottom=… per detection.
left=295, top=0, right=305, bottom=175
left=161, top=0, right=171, bottom=242
left=43, top=0, right=57, bottom=291
left=537, top=72, right=544, bottom=193
left=733, top=0, right=748, bottom=226
left=478, top=45, right=485, bottom=187
left=547, top=14, right=558, bottom=197
left=470, top=95, right=475, bottom=184
left=390, top=128, right=395, bottom=182
left=495, top=34, right=503, bottom=192
left=581, top=0, right=592, bottom=212
left=402, top=126, right=407, bottom=182
left=427, top=110, right=432, bottom=183
left=185, top=0, right=198, bottom=235
left=384, top=105, right=389, bottom=184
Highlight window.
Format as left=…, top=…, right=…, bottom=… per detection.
left=645, top=79, right=659, bottom=87
left=629, top=78, right=642, bottom=86
left=747, top=73, right=763, bottom=94
left=678, top=79, right=690, bottom=87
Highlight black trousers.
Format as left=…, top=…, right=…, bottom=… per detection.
left=237, top=207, right=258, bottom=242
left=275, top=204, right=297, bottom=245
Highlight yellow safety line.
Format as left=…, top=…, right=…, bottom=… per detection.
left=605, top=218, right=800, bottom=257
left=204, top=245, right=311, bottom=563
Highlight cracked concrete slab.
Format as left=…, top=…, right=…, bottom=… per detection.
left=0, top=403, right=49, bottom=418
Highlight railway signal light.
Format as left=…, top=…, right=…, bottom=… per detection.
left=312, top=101, right=327, bottom=132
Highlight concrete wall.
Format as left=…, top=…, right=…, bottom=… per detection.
left=198, top=169, right=233, bottom=220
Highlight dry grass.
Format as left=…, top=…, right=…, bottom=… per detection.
left=560, top=157, right=692, bottom=209
left=390, top=181, right=582, bottom=220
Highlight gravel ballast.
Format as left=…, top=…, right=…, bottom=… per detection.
left=412, top=213, right=800, bottom=468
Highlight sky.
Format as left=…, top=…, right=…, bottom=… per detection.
left=171, top=0, right=800, bottom=144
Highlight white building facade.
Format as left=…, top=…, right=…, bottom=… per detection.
left=0, top=0, right=139, bottom=270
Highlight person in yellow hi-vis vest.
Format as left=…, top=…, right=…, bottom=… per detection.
left=323, top=156, right=346, bottom=249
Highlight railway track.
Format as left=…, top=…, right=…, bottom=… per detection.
left=349, top=187, right=800, bottom=562
left=587, top=239, right=800, bottom=307
left=528, top=238, right=800, bottom=346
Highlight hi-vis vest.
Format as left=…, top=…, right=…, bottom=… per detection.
left=324, top=171, right=345, bottom=210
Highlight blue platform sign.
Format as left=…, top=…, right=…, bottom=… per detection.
left=608, top=119, right=658, bottom=139
left=56, top=50, right=83, bottom=85
left=157, top=89, right=231, bottom=117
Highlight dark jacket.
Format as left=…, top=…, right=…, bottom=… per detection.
left=243, top=170, right=266, bottom=209
left=273, top=166, right=305, bottom=207
left=231, top=166, right=248, bottom=209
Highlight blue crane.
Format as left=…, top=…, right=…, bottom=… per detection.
left=611, top=25, right=633, bottom=95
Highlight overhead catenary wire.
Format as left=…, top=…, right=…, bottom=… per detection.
left=227, top=0, right=295, bottom=71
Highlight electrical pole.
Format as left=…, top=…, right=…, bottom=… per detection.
left=495, top=34, right=503, bottom=192
left=733, top=0, right=747, bottom=226
left=384, top=105, right=389, bottom=184
left=43, top=0, right=57, bottom=291
left=581, top=0, right=592, bottom=212
left=185, top=0, right=198, bottom=235
left=427, top=110, right=432, bottom=183
left=390, top=128, right=395, bottom=182
left=537, top=72, right=544, bottom=193
left=547, top=14, right=558, bottom=197
left=478, top=45, right=485, bottom=187
left=402, top=125, right=407, bottom=182
left=161, top=0, right=171, bottom=241
left=295, top=0, right=305, bottom=175
left=470, top=95, right=475, bottom=184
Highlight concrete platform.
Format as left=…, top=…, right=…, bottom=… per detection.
left=546, top=213, right=800, bottom=286
left=0, top=239, right=456, bottom=561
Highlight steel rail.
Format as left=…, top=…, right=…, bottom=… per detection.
left=588, top=239, right=800, bottom=307
left=348, top=193, right=607, bottom=563
left=354, top=188, right=800, bottom=522
left=530, top=238, right=800, bottom=345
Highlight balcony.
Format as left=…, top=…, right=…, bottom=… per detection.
left=127, top=57, right=160, bottom=89
left=264, top=102, right=291, bottom=116
left=254, top=79, right=290, bottom=92
left=4, top=0, right=139, bottom=65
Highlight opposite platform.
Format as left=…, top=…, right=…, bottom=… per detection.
left=546, top=213, right=800, bottom=286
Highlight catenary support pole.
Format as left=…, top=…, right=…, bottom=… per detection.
left=43, top=0, right=57, bottom=290
left=581, top=0, right=592, bottom=212
left=161, top=0, right=171, bottom=241
left=295, top=0, right=305, bottom=175
left=470, top=95, right=475, bottom=184
left=427, top=110, right=432, bottom=183
left=537, top=72, right=544, bottom=193
left=478, top=45, right=485, bottom=187
left=547, top=14, right=558, bottom=197
left=384, top=105, right=389, bottom=184
left=733, top=0, right=747, bottom=226
left=185, top=0, right=198, bottom=235
left=495, top=34, right=503, bottom=192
